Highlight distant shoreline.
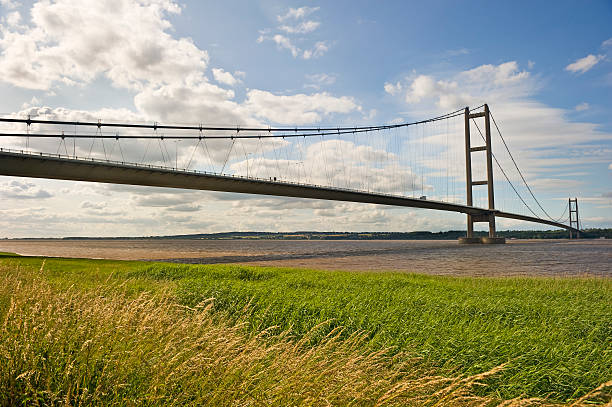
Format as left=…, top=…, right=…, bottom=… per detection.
left=3, top=228, right=611, bottom=240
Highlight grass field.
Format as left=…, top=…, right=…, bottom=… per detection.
left=0, top=253, right=610, bottom=405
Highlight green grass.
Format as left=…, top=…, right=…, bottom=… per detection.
left=1, top=254, right=610, bottom=404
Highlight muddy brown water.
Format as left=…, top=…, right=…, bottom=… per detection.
left=1, top=239, right=610, bottom=277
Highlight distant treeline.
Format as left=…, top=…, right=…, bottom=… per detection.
left=53, top=229, right=612, bottom=240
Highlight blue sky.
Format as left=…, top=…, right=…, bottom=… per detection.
left=0, top=0, right=610, bottom=237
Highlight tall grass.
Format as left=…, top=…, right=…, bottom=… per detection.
left=0, top=268, right=535, bottom=406
left=164, top=265, right=611, bottom=402
left=0, top=255, right=610, bottom=405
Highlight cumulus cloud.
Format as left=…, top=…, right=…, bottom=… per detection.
left=81, top=201, right=106, bottom=210
left=6, top=3, right=608, bottom=234
left=390, top=61, right=530, bottom=110
left=3, top=10, right=21, bottom=27
left=384, top=81, right=402, bottom=95
left=243, top=90, right=359, bottom=124
left=1, top=180, right=52, bottom=199
left=226, top=137, right=424, bottom=197
left=0, top=1, right=358, bottom=127
left=212, top=68, right=239, bottom=86
left=402, top=75, right=470, bottom=108
left=383, top=60, right=611, bottom=219
left=0, top=0, right=19, bottom=9
left=0, top=0, right=208, bottom=90
left=132, top=193, right=197, bottom=208
left=0, top=0, right=361, bottom=191
left=602, top=37, right=612, bottom=47
left=565, top=54, right=604, bottom=74
left=461, top=61, right=530, bottom=86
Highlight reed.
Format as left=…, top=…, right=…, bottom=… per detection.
left=0, top=255, right=610, bottom=405
left=0, top=270, right=498, bottom=406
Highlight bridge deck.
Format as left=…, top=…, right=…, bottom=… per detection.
left=0, top=150, right=575, bottom=231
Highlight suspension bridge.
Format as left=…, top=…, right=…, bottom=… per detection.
left=0, top=104, right=580, bottom=242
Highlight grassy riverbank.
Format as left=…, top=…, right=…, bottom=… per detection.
left=0, top=253, right=610, bottom=405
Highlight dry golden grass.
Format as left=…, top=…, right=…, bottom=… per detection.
left=0, top=268, right=610, bottom=406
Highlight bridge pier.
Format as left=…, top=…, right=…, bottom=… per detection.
left=459, top=104, right=505, bottom=245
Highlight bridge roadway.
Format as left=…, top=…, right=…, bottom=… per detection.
left=0, top=150, right=575, bottom=231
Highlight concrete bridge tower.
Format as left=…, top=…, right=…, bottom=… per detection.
left=459, top=104, right=506, bottom=244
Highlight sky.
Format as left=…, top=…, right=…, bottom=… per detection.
left=0, top=0, right=610, bottom=237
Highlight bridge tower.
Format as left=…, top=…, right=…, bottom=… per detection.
left=459, top=104, right=506, bottom=244
left=568, top=198, right=580, bottom=239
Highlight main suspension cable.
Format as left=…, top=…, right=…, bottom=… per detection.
left=0, top=108, right=468, bottom=139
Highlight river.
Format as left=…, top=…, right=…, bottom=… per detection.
left=1, top=238, right=610, bottom=277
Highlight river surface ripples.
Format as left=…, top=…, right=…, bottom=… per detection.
left=1, top=239, right=610, bottom=277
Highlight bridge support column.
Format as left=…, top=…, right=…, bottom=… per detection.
left=569, top=198, right=580, bottom=239
left=463, top=107, right=475, bottom=239
left=458, top=104, right=505, bottom=245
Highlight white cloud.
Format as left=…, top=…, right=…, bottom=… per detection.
left=277, top=6, right=319, bottom=22
left=403, top=75, right=466, bottom=108
left=212, top=68, right=239, bottom=87
left=602, top=37, right=612, bottom=47
left=81, top=201, right=106, bottom=210
left=259, top=6, right=329, bottom=60
left=166, top=203, right=201, bottom=212
left=0, top=1, right=358, bottom=131
left=575, top=102, right=589, bottom=111
left=363, top=108, right=377, bottom=121
left=384, top=81, right=402, bottom=95
left=565, top=54, right=604, bottom=74
left=395, top=61, right=530, bottom=109
left=1, top=180, right=52, bottom=199
left=0, top=0, right=207, bottom=91
left=306, top=73, right=336, bottom=86
left=384, top=60, right=611, bottom=221
left=3, top=10, right=21, bottom=26
left=271, top=34, right=299, bottom=57
left=20, top=96, right=41, bottom=109
left=258, top=35, right=329, bottom=60
left=227, top=138, right=422, bottom=196
left=6, top=3, right=609, bottom=234
left=303, top=41, right=329, bottom=59
left=243, top=90, right=359, bottom=124
left=609, top=163, right=612, bottom=170
left=133, top=193, right=192, bottom=207
left=0, top=0, right=361, bottom=182
left=527, top=60, right=535, bottom=69
left=0, top=0, right=19, bottom=8
left=279, top=20, right=320, bottom=34
left=461, top=61, right=530, bottom=86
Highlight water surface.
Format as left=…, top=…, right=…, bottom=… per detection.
left=1, top=239, right=610, bottom=277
